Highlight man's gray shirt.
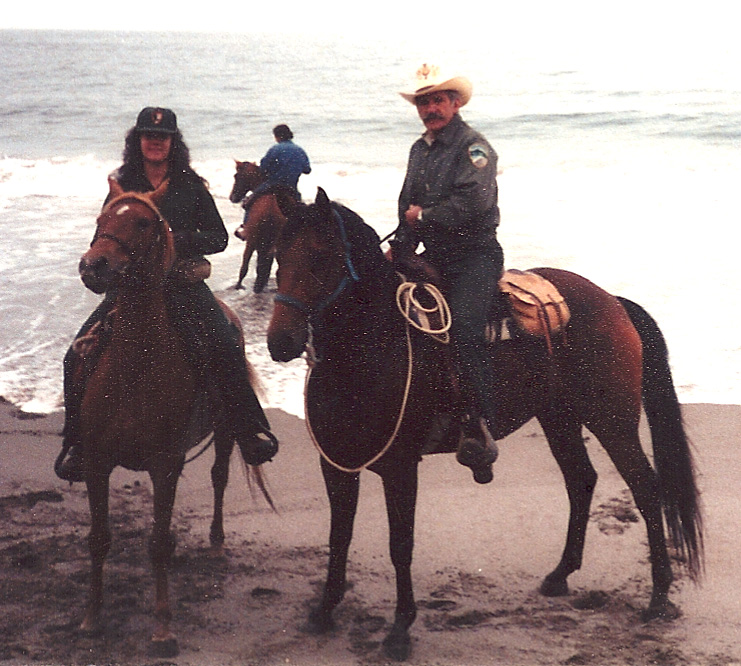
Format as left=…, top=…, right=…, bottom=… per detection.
left=398, top=113, right=500, bottom=266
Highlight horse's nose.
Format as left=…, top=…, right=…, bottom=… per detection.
left=79, top=256, right=110, bottom=294
left=268, top=329, right=306, bottom=362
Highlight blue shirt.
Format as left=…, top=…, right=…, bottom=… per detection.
left=259, top=140, right=311, bottom=190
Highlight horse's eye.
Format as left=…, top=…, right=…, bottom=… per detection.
left=137, top=218, right=151, bottom=230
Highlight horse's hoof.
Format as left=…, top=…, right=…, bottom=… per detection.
left=540, top=576, right=569, bottom=597
left=641, top=601, right=681, bottom=622
left=234, top=283, right=245, bottom=290
left=382, top=629, right=412, bottom=662
left=302, top=607, right=335, bottom=635
left=149, top=636, right=179, bottom=658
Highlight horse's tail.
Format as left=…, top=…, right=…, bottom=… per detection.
left=240, top=461, right=277, bottom=513
left=617, top=296, right=704, bottom=581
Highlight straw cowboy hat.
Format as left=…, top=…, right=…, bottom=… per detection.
left=399, top=63, right=473, bottom=106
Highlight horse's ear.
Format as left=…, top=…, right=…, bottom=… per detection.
left=315, top=188, right=331, bottom=218
left=108, top=176, right=124, bottom=199
left=149, top=178, right=169, bottom=207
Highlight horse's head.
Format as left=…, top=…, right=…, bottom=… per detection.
left=79, top=178, right=175, bottom=294
left=229, top=160, right=263, bottom=203
left=267, top=188, right=361, bottom=362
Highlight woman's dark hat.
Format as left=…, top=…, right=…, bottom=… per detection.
left=135, top=107, right=178, bottom=134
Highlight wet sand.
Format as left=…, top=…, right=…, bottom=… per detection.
left=1, top=399, right=739, bottom=665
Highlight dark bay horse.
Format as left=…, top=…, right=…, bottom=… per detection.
left=229, top=160, right=288, bottom=292
left=76, top=178, right=269, bottom=656
left=267, top=189, right=703, bottom=661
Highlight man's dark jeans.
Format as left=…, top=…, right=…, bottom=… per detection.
left=440, top=249, right=503, bottom=432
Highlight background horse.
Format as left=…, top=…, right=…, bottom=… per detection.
left=76, top=178, right=270, bottom=657
left=228, top=160, right=288, bottom=292
left=267, top=189, right=704, bottom=661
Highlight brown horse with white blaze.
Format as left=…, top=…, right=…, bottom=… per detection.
left=229, top=159, right=288, bottom=292
left=76, top=178, right=268, bottom=656
left=267, top=189, right=704, bottom=661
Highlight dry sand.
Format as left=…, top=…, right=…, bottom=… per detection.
left=1, top=398, right=739, bottom=665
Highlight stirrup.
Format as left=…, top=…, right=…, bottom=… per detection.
left=456, top=418, right=498, bottom=485
left=237, top=428, right=279, bottom=466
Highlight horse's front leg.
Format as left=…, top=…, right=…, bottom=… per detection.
left=380, top=459, right=419, bottom=661
left=209, top=429, right=232, bottom=553
left=235, top=237, right=257, bottom=290
left=307, top=458, right=360, bottom=634
left=81, top=471, right=111, bottom=635
left=147, top=461, right=183, bottom=657
left=253, top=240, right=274, bottom=294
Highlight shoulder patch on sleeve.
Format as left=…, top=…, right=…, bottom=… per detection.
left=468, top=143, right=489, bottom=169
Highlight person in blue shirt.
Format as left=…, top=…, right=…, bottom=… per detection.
left=238, top=124, right=311, bottom=292
left=261, top=124, right=311, bottom=191
left=244, top=124, right=311, bottom=206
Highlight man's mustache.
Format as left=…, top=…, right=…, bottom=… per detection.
left=423, top=113, right=444, bottom=122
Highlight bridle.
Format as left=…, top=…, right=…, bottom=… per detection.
left=275, top=207, right=415, bottom=473
left=90, top=194, right=169, bottom=268
left=274, top=209, right=360, bottom=323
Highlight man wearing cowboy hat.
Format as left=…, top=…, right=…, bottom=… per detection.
left=395, top=64, right=503, bottom=484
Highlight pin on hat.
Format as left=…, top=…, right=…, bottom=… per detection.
left=135, top=107, right=178, bottom=134
left=399, top=63, right=472, bottom=106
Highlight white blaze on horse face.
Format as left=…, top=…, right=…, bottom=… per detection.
left=116, top=205, right=130, bottom=216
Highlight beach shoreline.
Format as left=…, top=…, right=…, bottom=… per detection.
left=1, top=399, right=739, bottom=665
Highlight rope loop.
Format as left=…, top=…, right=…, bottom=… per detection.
left=304, top=318, right=414, bottom=474
left=395, top=279, right=451, bottom=344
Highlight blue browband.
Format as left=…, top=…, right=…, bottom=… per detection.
left=274, top=208, right=360, bottom=319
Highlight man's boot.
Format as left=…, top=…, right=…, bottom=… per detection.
left=456, top=416, right=498, bottom=484
left=55, top=353, right=88, bottom=483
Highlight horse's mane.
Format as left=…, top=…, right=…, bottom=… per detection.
left=280, top=198, right=396, bottom=287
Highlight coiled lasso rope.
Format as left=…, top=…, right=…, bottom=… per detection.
left=395, top=279, right=452, bottom=345
left=303, top=276, right=452, bottom=474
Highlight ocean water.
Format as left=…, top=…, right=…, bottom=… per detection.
left=1, top=29, right=740, bottom=416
